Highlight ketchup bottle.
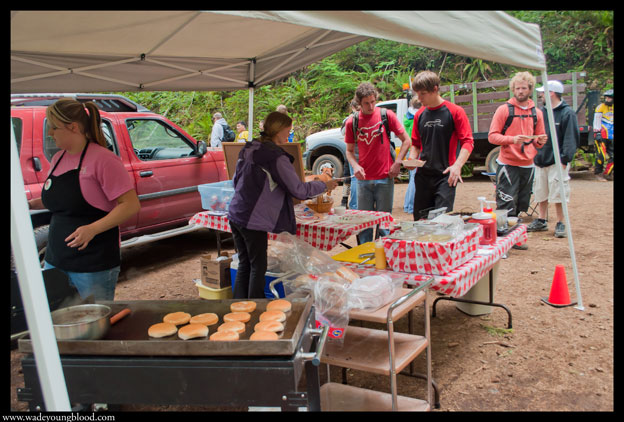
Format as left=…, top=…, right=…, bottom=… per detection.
left=469, top=212, right=497, bottom=245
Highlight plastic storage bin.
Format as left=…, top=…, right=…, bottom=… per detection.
left=230, top=261, right=285, bottom=298
left=195, top=281, right=233, bottom=300
left=198, top=180, right=235, bottom=212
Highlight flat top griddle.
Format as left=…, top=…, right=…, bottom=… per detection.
left=19, top=297, right=313, bottom=357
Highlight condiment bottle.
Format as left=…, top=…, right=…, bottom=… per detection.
left=469, top=212, right=497, bottom=245
left=374, top=240, right=387, bottom=270
left=470, top=197, right=495, bottom=245
left=484, top=200, right=497, bottom=222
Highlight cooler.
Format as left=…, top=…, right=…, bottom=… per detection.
left=229, top=261, right=286, bottom=298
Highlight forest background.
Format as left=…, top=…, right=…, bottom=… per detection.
left=119, top=11, right=614, bottom=146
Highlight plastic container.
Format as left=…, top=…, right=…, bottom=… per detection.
left=456, top=262, right=500, bottom=315
left=196, top=282, right=233, bottom=300
left=198, top=180, right=235, bottom=212
left=469, top=212, right=497, bottom=245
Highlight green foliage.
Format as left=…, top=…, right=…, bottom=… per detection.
left=118, top=11, right=612, bottom=142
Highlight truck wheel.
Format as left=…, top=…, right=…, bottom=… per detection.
left=485, top=147, right=500, bottom=183
left=312, top=154, right=344, bottom=178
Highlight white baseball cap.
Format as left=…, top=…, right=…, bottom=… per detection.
left=537, top=80, right=564, bottom=94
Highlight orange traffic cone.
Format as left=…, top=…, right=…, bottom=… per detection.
left=541, top=265, right=577, bottom=308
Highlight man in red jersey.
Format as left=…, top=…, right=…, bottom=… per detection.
left=345, top=82, right=411, bottom=243
left=406, top=71, right=474, bottom=220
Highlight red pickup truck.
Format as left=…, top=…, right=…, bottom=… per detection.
left=12, top=93, right=228, bottom=258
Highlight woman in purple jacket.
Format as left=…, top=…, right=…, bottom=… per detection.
left=227, top=111, right=338, bottom=298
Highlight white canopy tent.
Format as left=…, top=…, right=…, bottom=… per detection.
left=10, top=10, right=582, bottom=411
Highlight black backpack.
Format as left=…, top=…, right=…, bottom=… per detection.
left=352, top=107, right=396, bottom=160
left=501, top=102, right=537, bottom=135
left=220, top=122, right=236, bottom=142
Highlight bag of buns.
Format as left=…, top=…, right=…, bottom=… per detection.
left=348, top=275, right=399, bottom=311
left=271, top=232, right=343, bottom=276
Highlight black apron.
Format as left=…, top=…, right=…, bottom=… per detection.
left=41, top=142, right=120, bottom=272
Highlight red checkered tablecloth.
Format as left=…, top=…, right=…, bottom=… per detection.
left=341, top=224, right=528, bottom=298
left=189, top=209, right=394, bottom=251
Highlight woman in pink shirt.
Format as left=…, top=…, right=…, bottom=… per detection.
left=28, top=98, right=140, bottom=300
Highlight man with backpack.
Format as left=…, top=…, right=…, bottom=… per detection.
left=488, top=72, right=548, bottom=223
left=210, top=112, right=236, bottom=147
left=344, top=82, right=411, bottom=244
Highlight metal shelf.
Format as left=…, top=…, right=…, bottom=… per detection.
left=320, top=280, right=434, bottom=411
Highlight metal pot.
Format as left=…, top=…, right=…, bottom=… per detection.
left=51, top=304, right=112, bottom=340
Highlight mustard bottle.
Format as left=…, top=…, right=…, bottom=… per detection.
left=374, top=240, right=387, bottom=270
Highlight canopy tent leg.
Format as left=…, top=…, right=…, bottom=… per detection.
left=540, top=69, right=584, bottom=311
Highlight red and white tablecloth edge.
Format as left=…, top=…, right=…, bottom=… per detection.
left=342, top=224, right=528, bottom=298
left=189, top=209, right=394, bottom=251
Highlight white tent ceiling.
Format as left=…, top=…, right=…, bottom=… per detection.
left=11, top=10, right=546, bottom=93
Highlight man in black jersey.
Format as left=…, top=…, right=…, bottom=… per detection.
left=406, top=71, right=474, bottom=220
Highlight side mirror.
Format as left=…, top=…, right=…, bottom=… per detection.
left=196, top=140, right=207, bottom=157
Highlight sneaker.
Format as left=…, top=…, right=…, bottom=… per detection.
left=554, top=222, right=566, bottom=238
left=527, top=219, right=548, bottom=232
left=340, top=197, right=348, bottom=208
left=512, top=243, right=529, bottom=250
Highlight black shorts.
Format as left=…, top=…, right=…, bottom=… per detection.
left=413, top=172, right=456, bottom=220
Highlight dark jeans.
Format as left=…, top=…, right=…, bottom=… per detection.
left=412, top=172, right=456, bottom=220
left=229, top=221, right=268, bottom=299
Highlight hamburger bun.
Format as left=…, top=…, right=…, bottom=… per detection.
left=148, top=322, right=178, bottom=338
left=230, top=301, right=257, bottom=313
left=266, top=299, right=292, bottom=313
left=210, top=330, right=240, bottom=341
left=189, top=313, right=219, bottom=326
left=217, top=321, right=246, bottom=334
left=178, top=323, right=209, bottom=340
left=163, top=311, right=191, bottom=325
left=223, top=312, right=251, bottom=323
left=250, top=330, right=279, bottom=341
left=335, top=266, right=360, bottom=283
left=259, top=310, right=286, bottom=323
left=254, top=320, right=284, bottom=333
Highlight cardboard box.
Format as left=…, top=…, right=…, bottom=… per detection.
left=200, top=252, right=232, bottom=289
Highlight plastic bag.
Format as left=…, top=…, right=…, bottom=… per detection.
left=347, top=275, right=399, bottom=312
left=389, top=215, right=465, bottom=242
left=270, top=232, right=343, bottom=275
left=314, top=277, right=350, bottom=345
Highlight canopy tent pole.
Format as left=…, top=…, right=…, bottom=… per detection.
left=248, top=58, right=255, bottom=141
left=540, top=69, right=584, bottom=311
left=10, top=125, right=71, bottom=410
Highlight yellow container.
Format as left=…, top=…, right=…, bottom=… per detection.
left=374, top=241, right=387, bottom=270
left=196, top=282, right=233, bottom=300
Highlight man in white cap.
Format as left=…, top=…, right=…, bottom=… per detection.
left=528, top=80, right=579, bottom=238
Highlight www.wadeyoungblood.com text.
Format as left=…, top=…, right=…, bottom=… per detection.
left=2, top=414, right=115, bottom=422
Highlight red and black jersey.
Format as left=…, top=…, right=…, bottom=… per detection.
left=411, top=100, right=474, bottom=176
